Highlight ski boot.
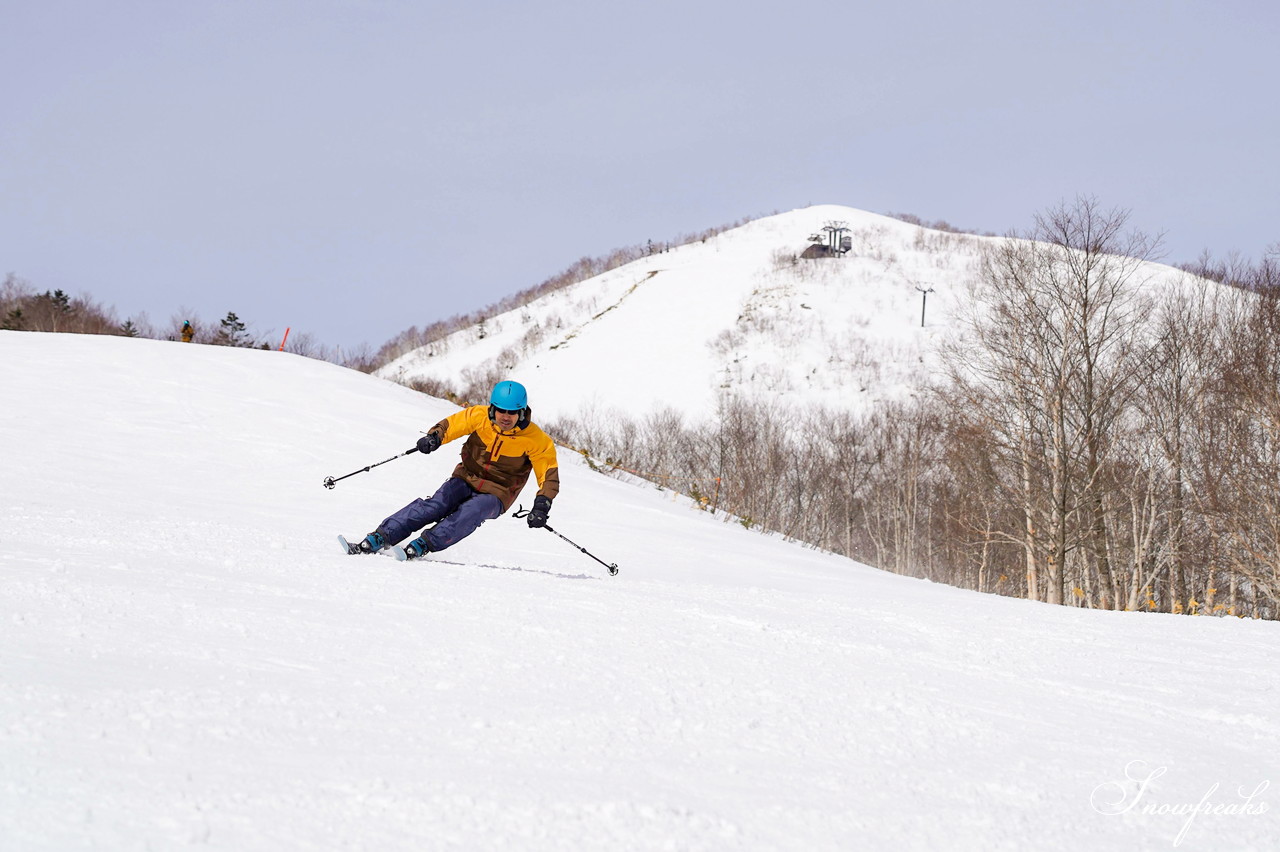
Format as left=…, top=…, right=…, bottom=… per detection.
left=396, top=536, right=433, bottom=562
left=339, top=531, right=387, bottom=555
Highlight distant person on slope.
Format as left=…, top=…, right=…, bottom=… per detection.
left=344, top=380, right=559, bottom=560
left=180, top=320, right=194, bottom=343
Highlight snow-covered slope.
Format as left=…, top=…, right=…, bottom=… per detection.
left=377, top=204, right=1192, bottom=423
left=2, top=331, right=1277, bottom=851
left=378, top=205, right=981, bottom=421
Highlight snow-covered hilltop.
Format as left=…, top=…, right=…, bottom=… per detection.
left=376, top=205, right=982, bottom=421
left=376, top=204, right=1191, bottom=424
left=2, top=330, right=1277, bottom=850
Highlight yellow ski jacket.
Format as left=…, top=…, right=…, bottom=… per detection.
left=426, top=405, right=560, bottom=511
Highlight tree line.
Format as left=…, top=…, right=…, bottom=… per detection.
left=0, top=273, right=377, bottom=369
left=2, top=213, right=764, bottom=373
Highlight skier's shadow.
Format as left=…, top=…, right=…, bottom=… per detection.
left=437, top=559, right=598, bottom=581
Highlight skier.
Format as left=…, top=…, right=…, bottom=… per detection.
left=180, top=320, right=194, bottom=343
left=345, top=380, right=559, bottom=560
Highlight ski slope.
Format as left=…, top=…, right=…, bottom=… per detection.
left=377, top=205, right=980, bottom=421
left=2, top=331, right=1277, bottom=851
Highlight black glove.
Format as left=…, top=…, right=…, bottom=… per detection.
left=527, top=495, right=552, bottom=528
left=416, top=433, right=441, bottom=454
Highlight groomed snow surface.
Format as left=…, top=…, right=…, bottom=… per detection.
left=2, top=332, right=1277, bottom=851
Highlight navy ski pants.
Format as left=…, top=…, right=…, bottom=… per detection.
left=376, top=476, right=504, bottom=552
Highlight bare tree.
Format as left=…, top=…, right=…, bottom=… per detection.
left=1131, top=278, right=1229, bottom=610
left=946, top=198, right=1160, bottom=607
left=1203, top=255, right=1280, bottom=615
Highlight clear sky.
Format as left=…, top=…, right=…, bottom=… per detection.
left=2, top=0, right=1276, bottom=352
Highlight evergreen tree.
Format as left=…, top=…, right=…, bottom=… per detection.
left=217, top=311, right=250, bottom=347
left=41, top=289, right=72, bottom=313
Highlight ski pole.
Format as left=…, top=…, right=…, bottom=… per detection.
left=514, top=506, right=619, bottom=576
left=323, top=447, right=417, bottom=489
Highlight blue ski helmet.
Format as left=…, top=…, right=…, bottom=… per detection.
left=489, top=380, right=528, bottom=412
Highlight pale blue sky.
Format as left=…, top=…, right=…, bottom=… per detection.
left=2, top=0, right=1276, bottom=351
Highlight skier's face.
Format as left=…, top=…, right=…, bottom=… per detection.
left=492, top=408, right=519, bottom=432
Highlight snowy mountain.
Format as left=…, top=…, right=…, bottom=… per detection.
left=376, top=204, right=1189, bottom=423
left=2, top=330, right=1276, bottom=850
left=376, top=205, right=970, bottom=421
